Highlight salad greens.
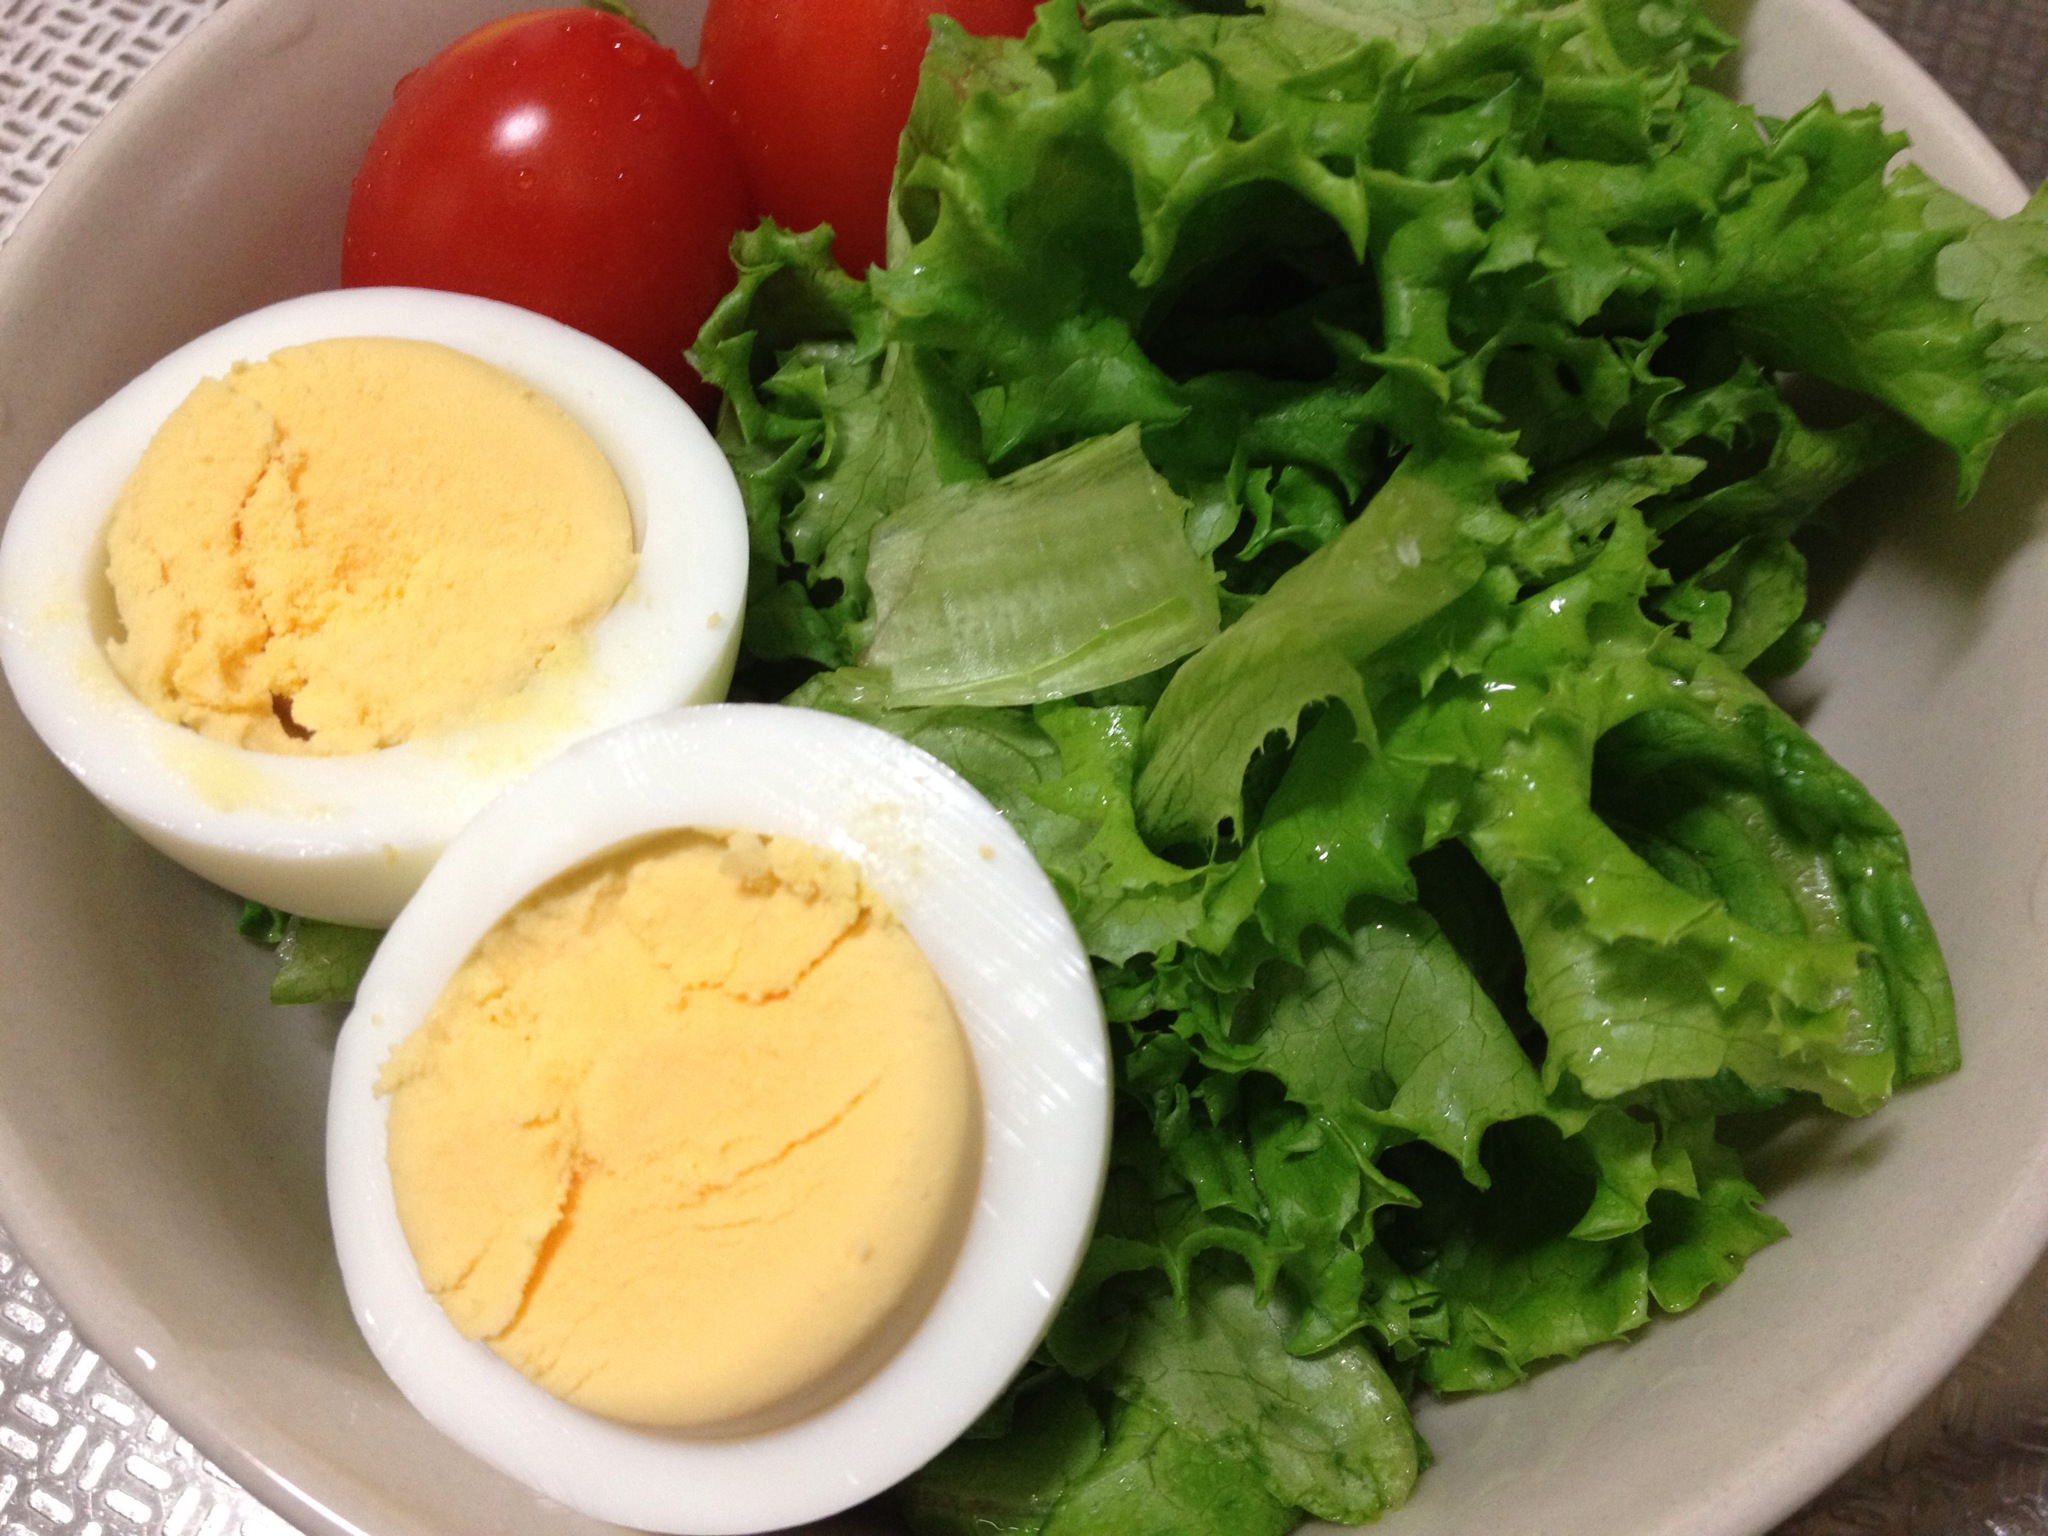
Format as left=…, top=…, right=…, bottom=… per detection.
left=238, top=902, right=381, bottom=1006
left=689, top=0, right=2047, bottom=1526
left=864, top=424, right=1222, bottom=704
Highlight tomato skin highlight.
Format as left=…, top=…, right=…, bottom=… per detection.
left=342, top=8, right=751, bottom=412
left=696, top=0, right=1038, bottom=276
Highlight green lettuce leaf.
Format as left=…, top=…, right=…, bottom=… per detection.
left=1237, top=897, right=1552, bottom=1182
left=902, top=1378, right=1109, bottom=1536
left=238, top=905, right=382, bottom=1006
left=1109, top=1277, right=1421, bottom=1522
left=1135, top=463, right=1485, bottom=847
left=1043, top=1401, right=1296, bottom=1536
left=863, top=426, right=1220, bottom=704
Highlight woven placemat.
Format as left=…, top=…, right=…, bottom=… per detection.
left=0, top=1, right=225, bottom=244
left=0, top=3, right=2041, bottom=1536
left=1854, top=0, right=2048, bottom=190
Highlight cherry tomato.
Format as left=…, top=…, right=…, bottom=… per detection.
left=696, top=0, right=1038, bottom=276
left=342, top=9, right=751, bottom=412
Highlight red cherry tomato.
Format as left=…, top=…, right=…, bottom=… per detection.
left=342, top=9, right=751, bottom=413
left=696, top=0, right=1038, bottom=276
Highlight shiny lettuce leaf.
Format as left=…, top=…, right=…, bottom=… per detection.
left=1134, top=462, right=1486, bottom=848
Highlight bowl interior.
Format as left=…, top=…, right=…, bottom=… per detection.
left=0, top=3, right=2040, bottom=1535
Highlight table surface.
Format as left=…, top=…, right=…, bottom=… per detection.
left=0, top=1, right=2044, bottom=1534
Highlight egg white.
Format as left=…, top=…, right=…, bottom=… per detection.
left=0, top=287, right=748, bottom=925
left=325, top=703, right=1110, bottom=1534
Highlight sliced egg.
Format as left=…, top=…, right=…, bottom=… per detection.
left=326, top=703, right=1110, bottom=1534
left=0, top=287, right=747, bottom=925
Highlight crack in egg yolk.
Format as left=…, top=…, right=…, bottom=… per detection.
left=101, top=336, right=634, bottom=755
left=376, top=828, right=980, bottom=1429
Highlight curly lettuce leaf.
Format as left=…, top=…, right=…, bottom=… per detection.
left=1135, top=463, right=1486, bottom=847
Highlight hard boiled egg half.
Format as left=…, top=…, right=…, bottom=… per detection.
left=0, top=287, right=746, bottom=925
left=327, top=703, right=1111, bottom=1534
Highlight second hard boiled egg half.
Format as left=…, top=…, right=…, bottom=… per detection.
left=329, top=704, right=1111, bottom=1535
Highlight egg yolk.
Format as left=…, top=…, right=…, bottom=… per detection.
left=102, top=336, right=635, bottom=755
left=376, top=828, right=980, bottom=1430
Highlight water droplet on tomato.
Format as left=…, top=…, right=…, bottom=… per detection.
left=514, top=167, right=536, bottom=190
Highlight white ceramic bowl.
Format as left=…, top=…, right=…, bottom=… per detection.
left=0, top=2, right=2040, bottom=1535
